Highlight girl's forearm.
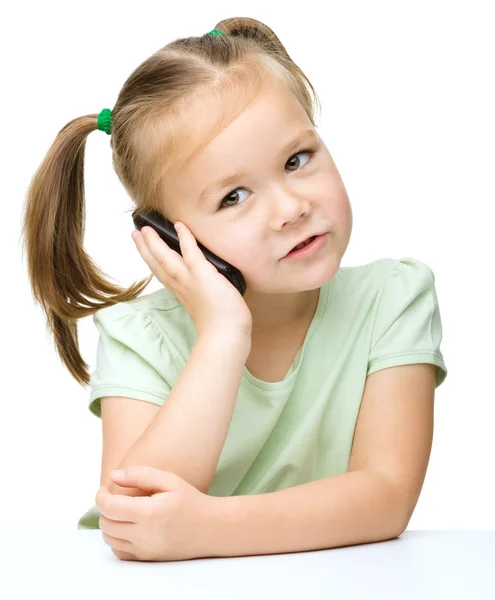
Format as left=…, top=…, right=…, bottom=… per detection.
left=110, top=331, right=251, bottom=496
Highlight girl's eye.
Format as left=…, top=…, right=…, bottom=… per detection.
left=218, top=148, right=316, bottom=210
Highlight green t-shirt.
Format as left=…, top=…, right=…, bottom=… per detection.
left=77, top=256, right=448, bottom=529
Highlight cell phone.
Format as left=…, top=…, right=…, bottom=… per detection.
left=131, top=209, right=247, bottom=296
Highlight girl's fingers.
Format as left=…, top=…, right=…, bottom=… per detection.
left=111, top=548, right=137, bottom=561
left=135, top=227, right=184, bottom=280
left=174, top=222, right=194, bottom=265
left=133, top=229, right=166, bottom=277
left=174, top=222, right=208, bottom=270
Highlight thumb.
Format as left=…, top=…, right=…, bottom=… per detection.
left=111, top=466, right=183, bottom=494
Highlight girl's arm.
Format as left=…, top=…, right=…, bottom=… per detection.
left=208, top=469, right=405, bottom=557
left=109, top=330, right=250, bottom=496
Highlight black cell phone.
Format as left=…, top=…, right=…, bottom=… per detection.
left=132, top=209, right=247, bottom=296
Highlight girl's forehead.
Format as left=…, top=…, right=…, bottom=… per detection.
left=179, top=86, right=302, bottom=165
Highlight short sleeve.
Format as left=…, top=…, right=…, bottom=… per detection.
left=88, top=302, right=174, bottom=418
left=367, top=257, right=448, bottom=388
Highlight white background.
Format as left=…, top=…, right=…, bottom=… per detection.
left=2, top=0, right=493, bottom=529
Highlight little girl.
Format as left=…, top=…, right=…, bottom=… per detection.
left=21, top=17, right=448, bottom=558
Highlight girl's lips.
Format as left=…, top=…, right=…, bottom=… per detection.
left=282, top=233, right=327, bottom=260
left=285, top=233, right=317, bottom=257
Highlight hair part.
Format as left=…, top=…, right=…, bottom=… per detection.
left=20, top=16, right=321, bottom=386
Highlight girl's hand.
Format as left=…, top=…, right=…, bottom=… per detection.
left=96, top=466, right=220, bottom=562
left=133, top=222, right=252, bottom=340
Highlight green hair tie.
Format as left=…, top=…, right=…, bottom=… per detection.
left=97, top=108, right=112, bottom=135
left=208, top=29, right=225, bottom=36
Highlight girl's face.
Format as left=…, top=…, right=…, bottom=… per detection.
left=160, top=85, right=353, bottom=297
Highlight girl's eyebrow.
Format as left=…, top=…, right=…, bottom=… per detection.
left=198, top=128, right=317, bottom=202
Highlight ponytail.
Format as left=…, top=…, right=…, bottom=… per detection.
left=20, top=115, right=152, bottom=386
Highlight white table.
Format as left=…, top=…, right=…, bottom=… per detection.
left=1, top=529, right=493, bottom=599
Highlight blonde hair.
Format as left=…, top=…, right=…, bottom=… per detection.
left=20, top=16, right=322, bottom=387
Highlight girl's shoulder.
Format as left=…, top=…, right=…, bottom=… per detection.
left=91, top=285, right=197, bottom=355
left=334, top=256, right=402, bottom=290
left=336, top=256, right=436, bottom=291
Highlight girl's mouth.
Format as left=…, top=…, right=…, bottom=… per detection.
left=283, top=234, right=326, bottom=260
